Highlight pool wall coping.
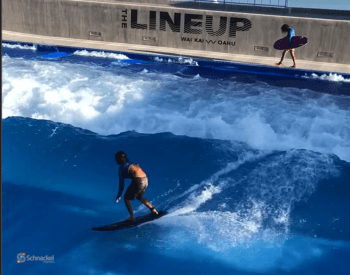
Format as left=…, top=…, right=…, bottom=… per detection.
left=3, top=30, right=350, bottom=75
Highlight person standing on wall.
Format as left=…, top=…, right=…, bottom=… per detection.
left=275, top=24, right=297, bottom=68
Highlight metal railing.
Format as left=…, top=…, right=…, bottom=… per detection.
left=173, top=0, right=288, bottom=8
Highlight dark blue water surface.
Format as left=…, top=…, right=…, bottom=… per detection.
left=2, top=41, right=350, bottom=275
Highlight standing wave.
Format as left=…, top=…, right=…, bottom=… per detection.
left=2, top=54, right=350, bottom=161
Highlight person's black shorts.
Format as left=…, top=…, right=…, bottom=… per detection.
left=124, top=177, right=148, bottom=200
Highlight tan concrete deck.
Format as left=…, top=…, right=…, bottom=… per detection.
left=3, top=30, right=350, bottom=74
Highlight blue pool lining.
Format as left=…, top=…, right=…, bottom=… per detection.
left=3, top=40, right=350, bottom=79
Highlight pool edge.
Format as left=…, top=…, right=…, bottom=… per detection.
left=3, top=30, right=350, bottom=75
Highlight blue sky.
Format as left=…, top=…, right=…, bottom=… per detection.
left=244, top=0, right=350, bottom=10
left=288, top=0, right=350, bottom=10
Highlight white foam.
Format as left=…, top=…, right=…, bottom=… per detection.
left=170, top=184, right=222, bottom=216
left=73, top=50, right=129, bottom=59
left=151, top=154, right=268, bottom=246
left=210, top=151, right=270, bottom=183
left=302, top=72, right=350, bottom=82
left=152, top=149, right=340, bottom=253
left=154, top=56, right=199, bottom=66
left=48, top=126, right=59, bottom=138
left=2, top=43, right=37, bottom=51
left=3, top=54, right=350, bottom=162
left=158, top=152, right=262, bottom=215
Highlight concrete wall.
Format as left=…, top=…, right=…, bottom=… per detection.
left=2, top=0, right=350, bottom=64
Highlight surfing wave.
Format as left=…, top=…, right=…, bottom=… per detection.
left=3, top=53, right=350, bottom=162
left=3, top=117, right=348, bottom=245
left=3, top=42, right=350, bottom=275
left=3, top=116, right=350, bottom=275
left=156, top=149, right=341, bottom=250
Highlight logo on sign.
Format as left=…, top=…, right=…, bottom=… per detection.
left=123, top=9, right=252, bottom=38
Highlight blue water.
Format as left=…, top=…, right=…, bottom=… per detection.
left=2, top=41, right=350, bottom=275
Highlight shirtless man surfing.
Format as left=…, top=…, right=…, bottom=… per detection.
left=115, top=151, right=158, bottom=222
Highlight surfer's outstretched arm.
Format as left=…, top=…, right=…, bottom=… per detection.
left=116, top=176, right=124, bottom=201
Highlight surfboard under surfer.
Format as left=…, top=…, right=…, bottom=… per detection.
left=115, top=151, right=158, bottom=222
left=275, top=24, right=297, bottom=68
